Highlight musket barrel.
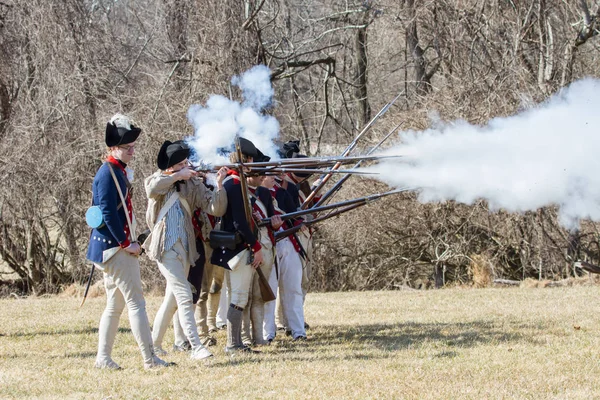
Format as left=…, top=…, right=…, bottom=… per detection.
left=312, top=123, right=403, bottom=208
left=274, top=202, right=365, bottom=241
left=192, top=154, right=402, bottom=173
left=258, top=188, right=411, bottom=227
left=300, top=92, right=404, bottom=209
left=247, top=167, right=378, bottom=176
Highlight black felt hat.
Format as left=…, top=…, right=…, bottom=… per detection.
left=278, top=140, right=301, bottom=159
left=238, top=137, right=259, bottom=158
left=105, top=118, right=142, bottom=147
left=254, top=148, right=271, bottom=163
left=157, top=140, right=190, bottom=170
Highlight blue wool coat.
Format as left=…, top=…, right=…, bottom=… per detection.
left=86, top=161, right=132, bottom=264
left=211, top=174, right=261, bottom=269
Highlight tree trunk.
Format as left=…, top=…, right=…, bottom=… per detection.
left=405, top=0, right=432, bottom=96
left=354, top=21, right=371, bottom=128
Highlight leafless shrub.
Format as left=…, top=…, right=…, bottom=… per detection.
left=0, top=0, right=599, bottom=294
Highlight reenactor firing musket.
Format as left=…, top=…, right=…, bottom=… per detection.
left=301, top=91, right=404, bottom=209
left=235, top=137, right=276, bottom=302
left=256, top=187, right=411, bottom=228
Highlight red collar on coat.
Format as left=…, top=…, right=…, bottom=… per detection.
left=107, top=156, right=126, bottom=173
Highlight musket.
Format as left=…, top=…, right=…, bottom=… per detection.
left=192, top=154, right=402, bottom=173
left=257, top=188, right=411, bottom=227
left=246, top=167, right=378, bottom=176
left=274, top=202, right=366, bottom=241
left=235, top=137, right=276, bottom=302
left=312, top=122, right=403, bottom=208
left=301, top=91, right=404, bottom=209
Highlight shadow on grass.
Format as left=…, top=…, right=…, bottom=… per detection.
left=2, top=327, right=131, bottom=338
left=207, top=319, right=548, bottom=366
left=309, top=320, right=547, bottom=352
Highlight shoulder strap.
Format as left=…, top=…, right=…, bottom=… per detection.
left=249, top=190, right=268, bottom=219
left=178, top=196, right=192, bottom=216
left=155, top=191, right=180, bottom=226
left=223, top=175, right=235, bottom=185
left=108, top=163, right=135, bottom=242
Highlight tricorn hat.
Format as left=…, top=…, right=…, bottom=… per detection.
left=105, top=114, right=142, bottom=147
left=157, top=140, right=190, bottom=170
left=254, top=148, right=271, bottom=163
left=237, top=137, right=259, bottom=158
left=278, top=140, right=301, bottom=159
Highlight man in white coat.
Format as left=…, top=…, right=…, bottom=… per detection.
left=144, top=140, right=227, bottom=360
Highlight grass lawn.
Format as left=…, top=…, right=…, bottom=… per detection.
left=1, top=285, right=600, bottom=399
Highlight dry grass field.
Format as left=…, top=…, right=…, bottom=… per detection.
left=1, top=283, right=600, bottom=399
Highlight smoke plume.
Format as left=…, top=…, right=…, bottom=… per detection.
left=369, top=78, right=600, bottom=229
left=186, top=65, right=279, bottom=165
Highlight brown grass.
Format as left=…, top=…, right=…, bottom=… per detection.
left=469, top=254, right=493, bottom=288
left=2, top=286, right=600, bottom=399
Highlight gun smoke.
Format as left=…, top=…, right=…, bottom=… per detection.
left=369, top=78, right=600, bottom=229
left=186, top=64, right=280, bottom=165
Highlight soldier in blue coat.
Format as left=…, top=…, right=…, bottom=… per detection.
left=87, top=114, right=169, bottom=370
left=211, top=138, right=277, bottom=354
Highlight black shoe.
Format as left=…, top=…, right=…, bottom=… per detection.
left=304, top=322, right=310, bottom=330
left=293, top=335, right=307, bottom=342
left=200, top=336, right=217, bottom=347
left=225, top=345, right=261, bottom=355
left=285, top=329, right=292, bottom=337
left=172, top=341, right=192, bottom=352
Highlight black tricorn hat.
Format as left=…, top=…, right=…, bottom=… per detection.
left=238, top=137, right=259, bottom=158
left=254, top=148, right=271, bottom=163
left=278, top=140, right=301, bottom=159
left=157, top=140, right=190, bottom=170
left=105, top=119, right=142, bottom=147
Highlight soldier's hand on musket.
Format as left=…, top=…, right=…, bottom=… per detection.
left=270, top=215, right=283, bottom=230
left=216, top=167, right=229, bottom=189
left=124, top=242, right=142, bottom=256
left=251, top=249, right=264, bottom=269
left=174, top=167, right=198, bottom=181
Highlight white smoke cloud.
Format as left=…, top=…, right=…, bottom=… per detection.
left=231, top=64, right=274, bottom=111
left=186, top=65, right=280, bottom=165
left=368, top=78, right=600, bottom=229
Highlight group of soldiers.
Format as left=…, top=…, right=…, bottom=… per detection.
left=87, top=114, right=315, bottom=369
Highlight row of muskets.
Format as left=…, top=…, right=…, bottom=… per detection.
left=81, top=93, right=409, bottom=307
left=197, top=91, right=411, bottom=244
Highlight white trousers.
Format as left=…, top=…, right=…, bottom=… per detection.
left=263, top=264, right=279, bottom=341
left=216, top=276, right=229, bottom=326
left=276, top=238, right=306, bottom=339
left=226, top=252, right=254, bottom=308
left=95, top=249, right=154, bottom=365
left=297, top=230, right=313, bottom=301
left=152, top=241, right=203, bottom=349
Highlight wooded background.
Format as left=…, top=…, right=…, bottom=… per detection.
left=0, top=0, right=599, bottom=294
